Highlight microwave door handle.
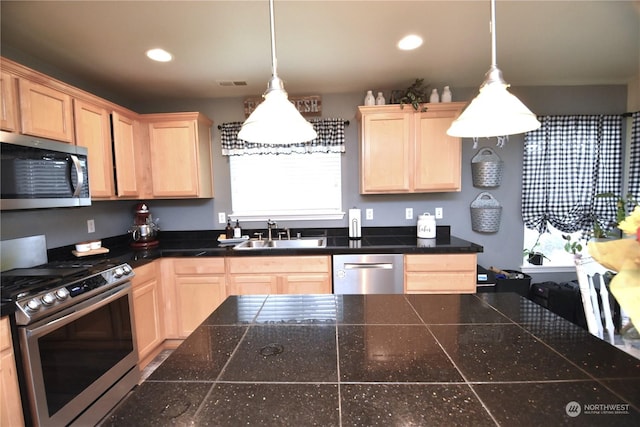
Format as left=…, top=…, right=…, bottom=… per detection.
left=70, top=154, right=84, bottom=197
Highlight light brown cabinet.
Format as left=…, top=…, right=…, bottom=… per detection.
left=162, top=258, right=227, bottom=339
left=1, top=317, right=25, bottom=427
left=146, top=112, right=214, bottom=198
left=17, top=77, right=74, bottom=143
left=0, top=71, right=19, bottom=132
left=357, top=103, right=464, bottom=194
left=227, top=256, right=332, bottom=295
left=131, top=261, right=164, bottom=369
left=73, top=99, right=115, bottom=198
left=112, top=110, right=147, bottom=198
left=404, top=253, right=477, bottom=294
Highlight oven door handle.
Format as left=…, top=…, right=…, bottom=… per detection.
left=25, top=283, right=130, bottom=337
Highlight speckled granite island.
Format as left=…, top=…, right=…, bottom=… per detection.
left=100, top=293, right=640, bottom=426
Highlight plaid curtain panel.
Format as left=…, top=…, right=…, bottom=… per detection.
left=629, top=112, right=640, bottom=211
left=522, top=115, right=622, bottom=235
left=220, top=118, right=346, bottom=156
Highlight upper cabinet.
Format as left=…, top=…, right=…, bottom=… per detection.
left=0, top=71, right=19, bottom=132
left=18, top=78, right=74, bottom=143
left=146, top=112, right=214, bottom=198
left=357, top=103, right=464, bottom=194
left=74, top=99, right=115, bottom=198
left=112, top=110, right=150, bottom=199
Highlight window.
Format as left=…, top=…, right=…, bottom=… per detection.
left=220, top=119, right=346, bottom=221
left=521, top=115, right=624, bottom=267
left=229, top=152, right=343, bottom=220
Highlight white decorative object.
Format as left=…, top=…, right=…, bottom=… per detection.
left=375, top=92, right=385, bottom=105
left=442, top=86, right=452, bottom=102
left=364, top=90, right=375, bottom=106
left=417, top=213, right=436, bottom=238
left=429, top=88, right=439, bottom=103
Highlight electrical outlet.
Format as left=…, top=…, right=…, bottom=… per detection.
left=87, top=219, right=95, bottom=233
left=405, top=208, right=413, bottom=220
left=218, top=212, right=226, bottom=224
left=365, top=208, right=373, bottom=220
left=435, top=207, right=443, bottom=219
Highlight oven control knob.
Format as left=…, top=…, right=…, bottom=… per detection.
left=114, top=267, right=124, bottom=278
left=55, top=288, right=70, bottom=301
left=26, top=299, right=41, bottom=312
left=122, top=265, right=132, bottom=275
left=41, top=293, right=56, bottom=306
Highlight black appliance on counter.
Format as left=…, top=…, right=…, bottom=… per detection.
left=1, top=259, right=139, bottom=426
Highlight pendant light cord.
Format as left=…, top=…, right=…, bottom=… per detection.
left=269, top=0, right=278, bottom=78
left=490, top=0, right=497, bottom=68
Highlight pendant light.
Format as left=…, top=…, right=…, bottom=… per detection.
left=238, top=0, right=317, bottom=144
left=447, top=0, right=540, bottom=139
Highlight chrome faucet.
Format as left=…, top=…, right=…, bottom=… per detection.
left=267, top=219, right=277, bottom=241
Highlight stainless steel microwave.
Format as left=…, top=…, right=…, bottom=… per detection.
left=1, top=131, right=91, bottom=210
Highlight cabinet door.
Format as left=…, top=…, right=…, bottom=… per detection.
left=149, top=120, right=199, bottom=197
left=414, top=108, right=462, bottom=192
left=74, top=99, right=115, bottom=198
left=112, top=111, right=140, bottom=197
left=1, top=318, right=25, bottom=427
left=404, top=254, right=476, bottom=294
left=360, top=112, right=412, bottom=193
left=227, top=275, right=278, bottom=296
left=18, top=78, right=74, bottom=142
left=132, top=279, right=163, bottom=365
left=0, top=71, right=18, bottom=131
left=279, top=273, right=331, bottom=294
left=174, top=274, right=226, bottom=338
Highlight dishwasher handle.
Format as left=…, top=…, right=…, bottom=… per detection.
left=344, top=262, right=394, bottom=270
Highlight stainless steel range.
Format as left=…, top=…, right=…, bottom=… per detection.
left=1, top=259, right=139, bottom=426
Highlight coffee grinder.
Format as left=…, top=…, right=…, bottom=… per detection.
left=129, top=202, right=160, bottom=249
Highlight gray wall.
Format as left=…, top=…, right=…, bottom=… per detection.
left=0, top=51, right=628, bottom=285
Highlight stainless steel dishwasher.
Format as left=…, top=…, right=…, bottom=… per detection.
left=332, top=254, right=404, bottom=294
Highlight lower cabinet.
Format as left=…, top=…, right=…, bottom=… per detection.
left=227, top=256, right=332, bottom=295
left=405, top=254, right=477, bottom=294
left=0, top=317, right=25, bottom=427
left=162, top=258, right=227, bottom=339
left=131, top=261, right=164, bottom=369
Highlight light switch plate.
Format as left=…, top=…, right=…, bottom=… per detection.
left=365, top=208, right=373, bottom=220
left=435, top=207, right=443, bottom=219
left=87, top=219, right=95, bottom=233
left=218, top=212, right=226, bottom=224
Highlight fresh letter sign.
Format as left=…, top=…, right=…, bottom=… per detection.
left=244, top=95, right=322, bottom=117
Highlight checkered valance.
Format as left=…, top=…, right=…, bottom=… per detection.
left=220, top=118, right=346, bottom=156
left=522, top=115, right=622, bottom=235
left=628, top=112, right=640, bottom=210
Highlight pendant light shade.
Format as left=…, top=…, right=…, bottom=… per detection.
left=238, top=0, right=317, bottom=144
left=447, top=0, right=540, bottom=139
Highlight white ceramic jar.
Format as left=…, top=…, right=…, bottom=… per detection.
left=417, top=213, right=436, bottom=238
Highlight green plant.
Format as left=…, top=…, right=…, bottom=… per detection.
left=523, top=234, right=549, bottom=265
left=399, top=78, right=429, bottom=111
left=562, top=234, right=583, bottom=255
left=594, top=192, right=638, bottom=238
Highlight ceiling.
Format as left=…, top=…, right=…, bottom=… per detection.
left=1, top=1, right=639, bottom=105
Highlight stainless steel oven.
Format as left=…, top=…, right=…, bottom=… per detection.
left=3, top=260, right=139, bottom=426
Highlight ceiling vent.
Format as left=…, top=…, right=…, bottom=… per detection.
left=217, top=80, right=248, bottom=87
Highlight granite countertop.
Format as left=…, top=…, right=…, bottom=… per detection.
left=101, top=293, right=640, bottom=426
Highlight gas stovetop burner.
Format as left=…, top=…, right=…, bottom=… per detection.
left=2, top=261, right=134, bottom=325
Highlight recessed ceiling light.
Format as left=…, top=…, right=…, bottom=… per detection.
left=397, top=35, right=423, bottom=51
left=146, top=48, right=173, bottom=62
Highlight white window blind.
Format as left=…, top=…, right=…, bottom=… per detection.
left=230, top=152, right=343, bottom=221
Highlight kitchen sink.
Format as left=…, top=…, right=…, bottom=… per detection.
left=233, top=237, right=327, bottom=250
